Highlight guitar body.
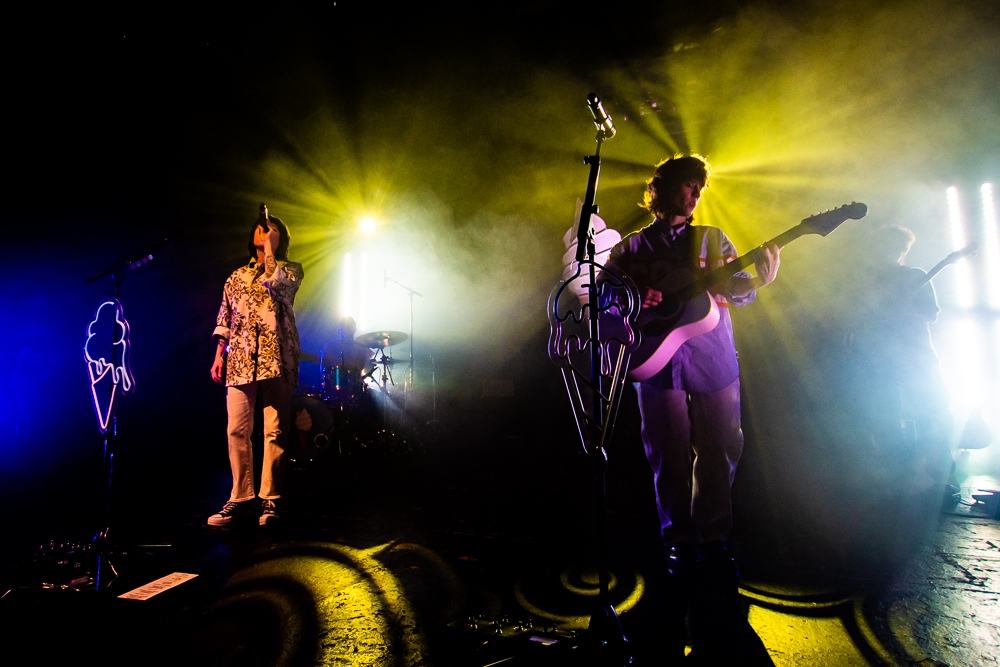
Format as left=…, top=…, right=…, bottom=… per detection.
left=612, top=202, right=868, bottom=382
left=627, top=291, right=720, bottom=381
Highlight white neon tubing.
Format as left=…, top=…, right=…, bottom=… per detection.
left=982, top=183, right=999, bottom=309
left=947, top=187, right=975, bottom=308
left=343, top=253, right=352, bottom=318
left=360, top=251, right=369, bottom=332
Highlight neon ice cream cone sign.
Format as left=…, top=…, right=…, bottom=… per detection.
left=84, top=299, right=135, bottom=433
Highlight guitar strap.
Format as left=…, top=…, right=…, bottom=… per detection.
left=703, top=226, right=723, bottom=271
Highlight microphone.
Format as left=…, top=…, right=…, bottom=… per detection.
left=257, top=202, right=269, bottom=228
left=587, top=94, right=616, bottom=139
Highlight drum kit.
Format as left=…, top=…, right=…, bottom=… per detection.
left=290, top=330, right=416, bottom=463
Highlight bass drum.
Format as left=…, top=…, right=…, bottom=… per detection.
left=289, top=394, right=335, bottom=464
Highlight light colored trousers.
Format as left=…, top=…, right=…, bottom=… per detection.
left=635, top=378, right=744, bottom=546
left=226, top=377, right=292, bottom=501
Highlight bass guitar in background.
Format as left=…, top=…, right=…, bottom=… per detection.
left=608, top=202, right=869, bottom=381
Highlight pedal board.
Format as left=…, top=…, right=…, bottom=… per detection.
left=443, top=615, right=584, bottom=666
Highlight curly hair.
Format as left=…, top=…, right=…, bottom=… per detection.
left=247, top=215, right=290, bottom=261
left=641, top=154, right=712, bottom=219
left=869, top=224, right=916, bottom=263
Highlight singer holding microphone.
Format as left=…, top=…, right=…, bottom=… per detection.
left=208, top=204, right=304, bottom=526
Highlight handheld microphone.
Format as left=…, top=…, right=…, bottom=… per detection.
left=257, top=202, right=269, bottom=228
left=587, top=94, right=616, bottom=139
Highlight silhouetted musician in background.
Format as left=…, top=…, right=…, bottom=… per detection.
left=322, top=316, right=370, bottom=373
left=848, top=224, right=954, bottom=488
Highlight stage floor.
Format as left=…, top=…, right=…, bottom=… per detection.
left=1, top=433, right=997, bottom=666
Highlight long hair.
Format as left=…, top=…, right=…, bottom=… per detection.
left=641, top=154, right=712, bottom=220
left=247, top=215, right=290, bottom=261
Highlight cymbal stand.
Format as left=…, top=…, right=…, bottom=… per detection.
left=372, top=346, right=394, bottom=444
left=384, top=274, right=421, bottom=395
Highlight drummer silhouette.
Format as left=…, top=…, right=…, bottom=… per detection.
left=323, top=316, right=370, bottom=372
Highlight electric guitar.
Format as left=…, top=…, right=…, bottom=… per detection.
left=914, top=242, right=977, bottom=291
left=625, top=203, right=868, bottom=381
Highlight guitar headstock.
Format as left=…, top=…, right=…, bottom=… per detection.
left=945, top=242, right=978, bottom=265
left=801, top=202, right=868, bottom=237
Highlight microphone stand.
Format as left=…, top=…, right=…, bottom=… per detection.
left=551, top=94, right=635, bottom=665
left=86, top=233, right=176, bottom=590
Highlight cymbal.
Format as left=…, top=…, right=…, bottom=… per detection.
left=299, top=352, right=319, bottom=363
left=355, top=330, right=408, bottom=349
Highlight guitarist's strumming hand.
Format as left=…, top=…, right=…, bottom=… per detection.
left=642, top=288, right=664, bottom=309
left=731, top=241, right=782, bottom=298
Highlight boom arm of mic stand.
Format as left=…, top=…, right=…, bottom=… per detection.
left=86, top=231, right=182, bottom=286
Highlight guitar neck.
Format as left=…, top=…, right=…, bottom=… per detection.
left=680, top=224, right=811, bottom=297
left=915, top=256, right=956, bottom=291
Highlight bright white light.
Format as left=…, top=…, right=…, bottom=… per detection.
left=947, top=318, right=986, bottom=415
left=342, top=253, right=352, bottom=318
left=360, top=252, right=369, bottom=332
left=947, top=187, right=975, bottom=308
left=982, top=183, right=999, bottom=309
left=359, top=216, right=377, bottom=235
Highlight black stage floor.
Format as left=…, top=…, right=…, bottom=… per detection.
left=2, top=421, right=998, bottom=666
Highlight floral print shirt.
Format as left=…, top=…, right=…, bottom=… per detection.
left=213, top=258, right=304, bottom=387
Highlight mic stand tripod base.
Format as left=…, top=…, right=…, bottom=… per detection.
left=582, top=604, right=632, bottom=666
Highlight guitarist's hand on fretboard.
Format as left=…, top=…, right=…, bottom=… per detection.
left=753, top=241, right=782, bottom=287
left=731, top=241, right=783, bottom=298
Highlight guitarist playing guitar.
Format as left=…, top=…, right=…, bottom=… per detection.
left=848, top=225, right=964, bottom=491
left=601, top=154, right=782, bottom=661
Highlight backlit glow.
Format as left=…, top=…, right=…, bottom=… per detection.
left=359, top=216, right=377, bottom=235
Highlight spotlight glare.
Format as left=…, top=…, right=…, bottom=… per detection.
left=359, top=216, right=377, bottom=235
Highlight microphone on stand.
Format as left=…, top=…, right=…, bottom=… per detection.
left=587, top=94, right=616, bottom=139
